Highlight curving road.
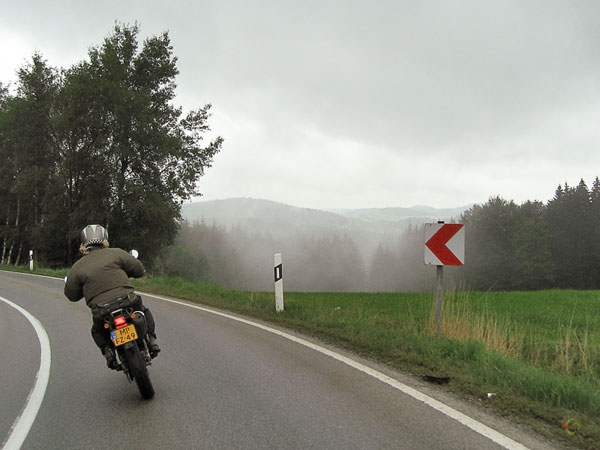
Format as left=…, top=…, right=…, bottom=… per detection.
left=0, top=271, right=558, bottom=450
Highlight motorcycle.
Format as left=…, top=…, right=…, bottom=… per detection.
left=94, top=294, right=155, bottom=400
left=66, top=249, right=155, bottom=400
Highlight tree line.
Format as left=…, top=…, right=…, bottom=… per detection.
left=0, top=23, right=222, bottom=268
left=154, top=178, right=600, bottom=292
left=153, top=220, right=370, bottom=292
left=462, top=178, right=600, bottom=290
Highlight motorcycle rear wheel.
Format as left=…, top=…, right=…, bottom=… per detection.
left=124, top=345, right=155, bottom=399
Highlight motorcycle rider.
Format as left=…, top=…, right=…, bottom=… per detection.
left=64, top=224, right=160, bottom=369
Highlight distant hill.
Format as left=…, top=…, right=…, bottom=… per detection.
left=182, top=198, right=352, bottom=234
left=181, top=198, right=471, bottom=240
left=329, top=205, right=470, bottom=223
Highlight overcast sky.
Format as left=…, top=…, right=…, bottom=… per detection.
left=2, top=0, right=599, bottom=209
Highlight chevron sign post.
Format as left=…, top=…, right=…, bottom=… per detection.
left=424, top=223, right=465, bottom=335
left=424, top=223, right=465, bottom=266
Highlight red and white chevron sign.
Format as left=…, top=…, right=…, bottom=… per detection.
left=424, top=223, right=465, bottom=266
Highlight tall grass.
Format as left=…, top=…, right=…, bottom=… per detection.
left=430, top=290, right=526, bottom=357
left=433, top=290, right=600, bottom=380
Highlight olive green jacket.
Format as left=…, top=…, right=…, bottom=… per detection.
left=64, top=247, right=145, bottom=308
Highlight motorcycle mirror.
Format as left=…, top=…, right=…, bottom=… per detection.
left=130, top=249, right=139, bottom=259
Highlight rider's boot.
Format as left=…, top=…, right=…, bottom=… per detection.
left=102, top=346, right=119, bottom=370
left=147, top=334, right=161, bottom=358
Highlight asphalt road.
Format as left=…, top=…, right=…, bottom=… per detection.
left=0, top=271, right=559, bottom=450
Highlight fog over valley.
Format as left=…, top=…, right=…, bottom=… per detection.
left=172, top=198, right=469, bottom=292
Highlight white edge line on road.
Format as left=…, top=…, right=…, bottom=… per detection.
left=145, top=293, right=529, bottom=450
left=0, top=296, right=52, bottom=450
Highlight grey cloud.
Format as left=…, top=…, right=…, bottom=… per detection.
left=3, top=0, right=600, bottom=208
left=173, top=2, right=596, bottom=163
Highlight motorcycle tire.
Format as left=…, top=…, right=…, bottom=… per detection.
left=124, top=345, right=155, bottom=400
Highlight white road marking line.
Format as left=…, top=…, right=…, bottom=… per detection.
left=145, top=293, right=529, bottom=450
left=0, top=296, right=52, bottom=450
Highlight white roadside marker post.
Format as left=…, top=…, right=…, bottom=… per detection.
left=274, top=253, right=284, bottom=312
left=29, top=250, right=34, bottom=271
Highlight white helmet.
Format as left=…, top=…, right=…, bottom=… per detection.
left=80, top=224, right=108, bottom=247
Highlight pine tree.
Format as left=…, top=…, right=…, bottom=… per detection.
left=546, top=180, right=593, bottom=288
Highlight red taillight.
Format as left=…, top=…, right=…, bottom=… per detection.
left=114, top=316, right=127, bottom=329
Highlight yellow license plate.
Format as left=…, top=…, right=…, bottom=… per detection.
left=111, top=324, right=138, bottom=347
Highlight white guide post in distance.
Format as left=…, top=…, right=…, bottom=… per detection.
left=274, top=253, right=284, bottom=312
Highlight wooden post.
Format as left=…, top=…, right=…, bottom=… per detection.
left=435, top=265, right=443, bottom=336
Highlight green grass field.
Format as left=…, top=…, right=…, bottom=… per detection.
left=4, top=265, right=599, bottom=448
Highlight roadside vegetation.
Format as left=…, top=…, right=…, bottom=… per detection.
left=6, top=264, right=598, bottom=449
